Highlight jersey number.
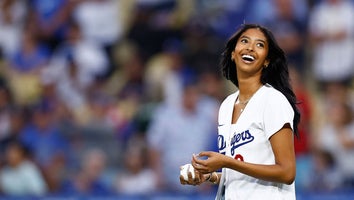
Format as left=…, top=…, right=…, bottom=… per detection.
left=234, top=154, right=244, bottom=161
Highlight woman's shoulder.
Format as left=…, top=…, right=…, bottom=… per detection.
left=263, top=84, right=285, bottom=98
left=262, top=84, right=288, bottom=101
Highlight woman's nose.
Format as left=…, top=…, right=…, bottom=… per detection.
left=246, top=43, right=254, bottom=51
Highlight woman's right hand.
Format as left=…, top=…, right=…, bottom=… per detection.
left=179, top=166, right=208, bottom=186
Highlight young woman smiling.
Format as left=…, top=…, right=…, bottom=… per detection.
left=180, top=24, right=300, bottom=200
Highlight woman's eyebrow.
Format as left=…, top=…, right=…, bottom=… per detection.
left=240, top=35, right=249, bottom=40
left=240, top=35, right=266, bottom=44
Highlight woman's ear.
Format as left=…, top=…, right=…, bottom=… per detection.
left=264, top=60, right=270, bottom=68
left=231, top=51, right=235, bottom=61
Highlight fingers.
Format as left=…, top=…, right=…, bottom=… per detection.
left=187, top=171, right=195, bottom=185
left=192, top=152, right=216, bottom=173
left=192, top=154, right=205, bottom=164
left=180, top=175, right=187, bottom=185
left=192, top=155, right=207, bottom=169
left=192, top=159, right=208, bottom=173
left=180, top=168, right=202, bottom=186
left=193, top=151, right=213, bottom=163
left=197, top=151, right=212, bottom=157
left=189, top=170, right=201, bottom=184
left=192, top=163, right=208, bottom=173
left=180, top=152, right=215, bottom=186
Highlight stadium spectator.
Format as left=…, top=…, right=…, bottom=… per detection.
left=19, top=101, right=70, bottom=192
left=308, top=0, right=354, bottom=90
left=44, top=19, right=110, bottom=125
left=73, top=0, right=123, bottom=77
left=126, top=0, right=182, bottom=61
left=0, top=141, right=48, bottom=196
left=0, top=106, right=27, bottom=167
left=147, top=79, right=218, bottom=193
left=115, top=136, right=157, bottom=195
left=0, top=81, right=15, bottom=140
left=264, top=0, right=307, bottom=74
left=289, top=67, right=313, bottom=156
left=3, top=20, right=51, bottom=105
left=304, top=148, right=342, bottom=192
left=59, top=148, right=111, bottom=196
left=0, top=0, right=28, bottom=59
left=28, top=0, right=75, bottom=52
left=316, top=100, right=354, bottom=189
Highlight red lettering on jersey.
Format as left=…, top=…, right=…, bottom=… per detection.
left=234, top=154, right=244, bottom=161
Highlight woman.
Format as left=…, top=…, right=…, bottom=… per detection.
left=180, top=24, right=300, bottom=199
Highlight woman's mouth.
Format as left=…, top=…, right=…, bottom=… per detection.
left=242, top=54, right=255, bottom=63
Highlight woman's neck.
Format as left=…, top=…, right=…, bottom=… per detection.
left=237, top=79, right=263, bottom=102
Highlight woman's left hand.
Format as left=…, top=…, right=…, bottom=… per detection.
left=192, top=151, right=227, bottom=174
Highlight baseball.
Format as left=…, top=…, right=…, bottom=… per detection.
left=180, top=163, right=195, bottom=181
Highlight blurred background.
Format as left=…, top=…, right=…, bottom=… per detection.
left=0, top=0, right=353, bottom=199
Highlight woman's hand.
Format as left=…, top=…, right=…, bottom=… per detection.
left=192, top=151, right=227, bottom=174
left=179, top=165, right=209, bottom=186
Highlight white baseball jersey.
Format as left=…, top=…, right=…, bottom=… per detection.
left=217, top=84, right=295, bottom=200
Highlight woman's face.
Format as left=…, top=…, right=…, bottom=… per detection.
left=231, top=28, right=269, bottom=75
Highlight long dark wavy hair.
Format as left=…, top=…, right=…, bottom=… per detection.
left=220, top=23, right=300, bottom=137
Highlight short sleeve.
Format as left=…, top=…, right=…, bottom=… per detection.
left=263, top=92, right=294, bottom=139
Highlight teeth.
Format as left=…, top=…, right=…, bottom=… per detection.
left=242, top=55, right=255, bottom=61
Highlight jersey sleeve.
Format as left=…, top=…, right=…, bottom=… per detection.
left=263, top=92, right=294, bottom=139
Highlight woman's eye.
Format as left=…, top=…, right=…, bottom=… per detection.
left=257, top=43, right=264, bottom=48
left=240, top=39, right=248, bottom=43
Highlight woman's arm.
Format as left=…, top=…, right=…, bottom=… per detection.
left=192, top=124, right=296, bottom=185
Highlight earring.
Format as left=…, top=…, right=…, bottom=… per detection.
left=264, top=64, right=269, bottom=68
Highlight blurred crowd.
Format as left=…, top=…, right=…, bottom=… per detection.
left=0, top=0, right=353, bottom=198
